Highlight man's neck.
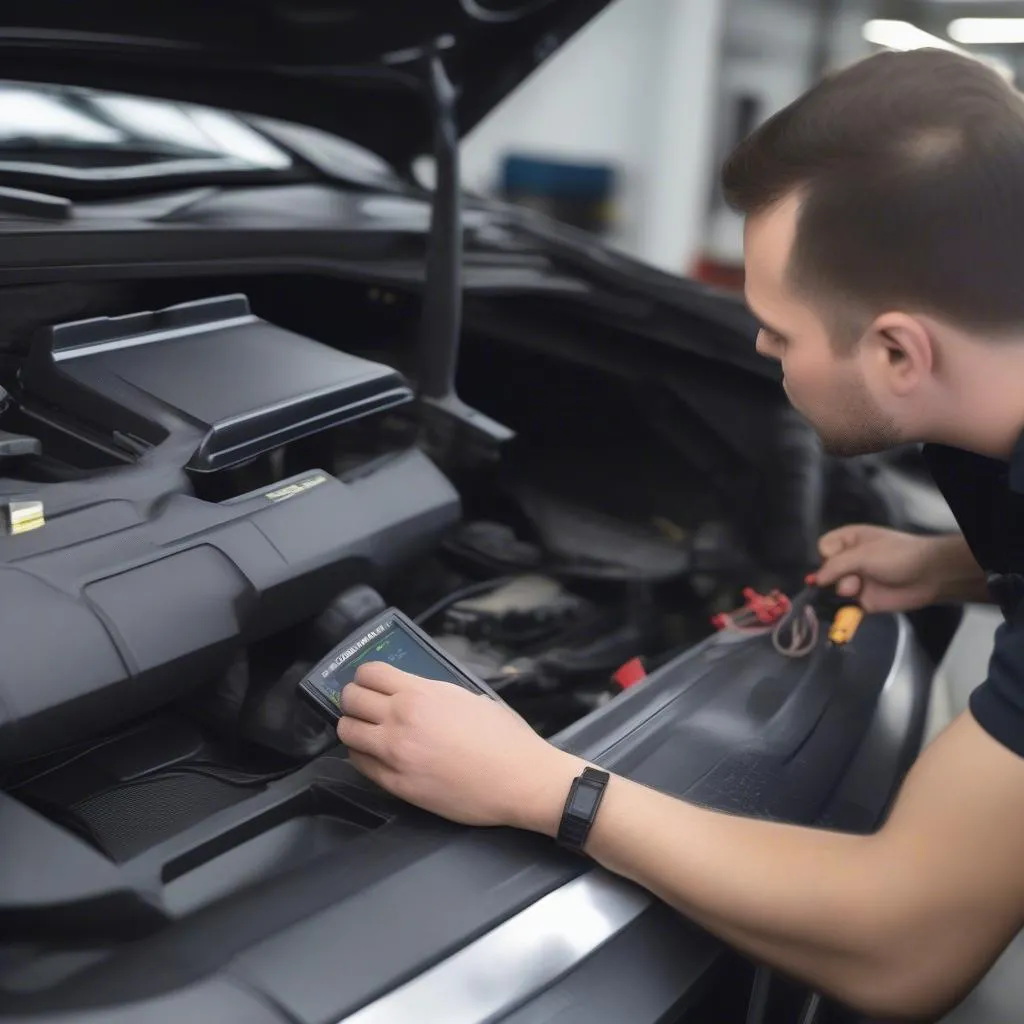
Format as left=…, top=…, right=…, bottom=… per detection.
left=932, top=412, right=1024, bottom=461
left=927, top=338, right=1024, bottom=460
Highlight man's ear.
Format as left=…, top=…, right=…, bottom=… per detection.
left=864, top=312, right=934, bottom=396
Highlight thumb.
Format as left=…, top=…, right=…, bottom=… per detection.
left=354, top=660, right=418, bottom=694
left=815, top=545, right=869, bottom=589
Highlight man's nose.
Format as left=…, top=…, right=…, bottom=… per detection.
left=755, top=330, right=779, bottom=359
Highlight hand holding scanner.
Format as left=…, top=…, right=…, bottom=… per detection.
left=297, top=607, right=502, bottom=723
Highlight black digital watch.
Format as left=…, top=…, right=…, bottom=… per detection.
left=556, top=766, right=610, bottom=852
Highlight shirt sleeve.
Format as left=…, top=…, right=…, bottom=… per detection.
left=970, top=619, right=1024, bottom=758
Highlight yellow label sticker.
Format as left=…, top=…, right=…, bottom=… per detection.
left=6, top=500, right=45, bottom=535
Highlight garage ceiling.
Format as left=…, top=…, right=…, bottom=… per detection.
left=877, top=0, right=1024, bottom=31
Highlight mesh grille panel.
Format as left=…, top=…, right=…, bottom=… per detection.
left=71, top=772, right=251, bottom=861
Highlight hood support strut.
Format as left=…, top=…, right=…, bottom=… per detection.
left=416, top=44, right=514, bottom=465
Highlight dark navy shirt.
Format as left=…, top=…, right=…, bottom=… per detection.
left=923, top=436, right=1024, bottom=757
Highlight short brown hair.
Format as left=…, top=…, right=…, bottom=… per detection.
left=722, top=49, right=1024, bottom=337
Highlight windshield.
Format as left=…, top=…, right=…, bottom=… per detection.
left=0, top=82, right=295, bottom=184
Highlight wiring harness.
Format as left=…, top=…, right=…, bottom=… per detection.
left=712, top=586, right=819, bottom=658
left=712, top=579, right=863, bottom=659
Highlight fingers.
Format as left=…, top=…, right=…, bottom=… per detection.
left=340, top=682, right=390, bottom=724
left=346, top=748, right=399, bottom=791
left=814, top=544, right=867, bottom=588
left=337, top=715, right=389, bottom=760
left=354, top=661, right=415, bottom=695
left=818, top=524, right=870, bottom=559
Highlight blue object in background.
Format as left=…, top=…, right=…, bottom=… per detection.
left=500, top=153, right=618, bottom=236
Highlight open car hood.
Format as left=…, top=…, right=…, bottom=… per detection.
left=0, top=0, right=771, bottom=457
left=0, top=1, right=613, bottom=169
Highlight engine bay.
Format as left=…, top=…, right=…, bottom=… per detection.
left=0, top=272, right=889, bottom=869
left=0, top=268, right=937, bottom=1024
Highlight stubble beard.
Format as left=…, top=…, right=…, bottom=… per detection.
left=804, top=375, right=902, bottom=458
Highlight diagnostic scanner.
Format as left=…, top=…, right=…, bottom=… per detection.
left=297, top=607, right=502, bottom=724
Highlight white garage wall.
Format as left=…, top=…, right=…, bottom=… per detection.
left=700, top=0, right=874, bottom=265
left=461, top=0, right=726, bottom=274
left=460, top=0, right=875, bottom=273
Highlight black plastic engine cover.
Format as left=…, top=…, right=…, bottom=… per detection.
left=0, top=449, right=460, bottom=761
left=19, top=294, right=413, bottom=473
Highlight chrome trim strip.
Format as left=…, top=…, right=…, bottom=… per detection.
left=874, top=613, right=914, bottom=741
left=337, top=870, right=652, bottom=1024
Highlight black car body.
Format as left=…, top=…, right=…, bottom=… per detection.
left=0, top=4, right=957, bottom=1022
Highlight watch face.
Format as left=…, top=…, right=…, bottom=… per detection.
left=571, top=783, right=601, bottom=818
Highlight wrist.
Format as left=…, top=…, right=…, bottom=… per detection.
left=512, top=748, right=591, bottom=837
left=928, top=533, right=986, bottom=603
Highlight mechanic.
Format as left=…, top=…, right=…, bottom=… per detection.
left=335, top=49, right=1024, bottom=1020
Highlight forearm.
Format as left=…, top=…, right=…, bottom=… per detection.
left=930, top=533, right=992, bottom=604
left=589, top=780, right=871, bottom=957
left=533, top=766, right=894, bottom=1003
left=518, top=714, right=1024, bottom=1019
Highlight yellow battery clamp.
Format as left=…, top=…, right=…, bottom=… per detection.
left=828, top=605, right=864, bottom=646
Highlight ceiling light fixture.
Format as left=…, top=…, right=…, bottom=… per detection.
left=948, top=18, right=1024, bottom=45
left=861, top=19, right=1014, bottom=81
left=862, top=19, right=960, bottom=52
